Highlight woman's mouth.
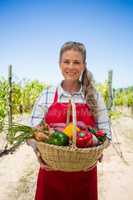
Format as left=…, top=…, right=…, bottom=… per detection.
left=65, top=71, right=77, bottom=76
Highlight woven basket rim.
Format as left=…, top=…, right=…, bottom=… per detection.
left=37, top=137, right=109, bottom=153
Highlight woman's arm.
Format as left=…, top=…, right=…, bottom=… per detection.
left=27, top=86, right=56, bottom=169
left=30, top=85, right=56, bottom=127
left=30, top=90, right=49, bottom=127
left=96, top=92, right=112, bottom=141
left=27, top=87, right=52, bottom=149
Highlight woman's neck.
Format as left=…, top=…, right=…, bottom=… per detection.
left=61, top=80, right=81, bottom=93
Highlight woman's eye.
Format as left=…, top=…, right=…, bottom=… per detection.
left=64, top=60, right=70, bottom=64
left=63, top=60, right=81, bottom=65
left=73, top=61, right=80, bottom=65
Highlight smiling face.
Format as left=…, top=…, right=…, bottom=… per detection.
left=60, top=49, right=85, bottom=81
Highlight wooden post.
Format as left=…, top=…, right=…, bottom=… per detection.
left=8, top=65, right=12, bottom=131
left=112, top=88, right=116, bottom=111
left=107, top=70, right=113, bottom=111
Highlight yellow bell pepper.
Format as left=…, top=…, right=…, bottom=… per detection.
left=63, top=123, right=80, bottom=139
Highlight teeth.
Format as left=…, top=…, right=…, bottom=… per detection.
left=66, top=72, right=76, bottom=75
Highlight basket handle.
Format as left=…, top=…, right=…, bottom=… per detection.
left=71, top=102, right=77, bottom=147
left=66, top=98, right=77, bottom=147
left=66, top=98, right=72, bottom=126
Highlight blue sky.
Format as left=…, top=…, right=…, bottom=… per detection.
left=0, top=0, right=133, bottom=88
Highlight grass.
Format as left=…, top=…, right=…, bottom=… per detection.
left=110, top=111, right=122, bottom=120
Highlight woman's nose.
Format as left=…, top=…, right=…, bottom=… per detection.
left=68, top=62, right=74, bottom=68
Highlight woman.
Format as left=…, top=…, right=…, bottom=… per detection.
left=28, top=41, right=112, bottom=200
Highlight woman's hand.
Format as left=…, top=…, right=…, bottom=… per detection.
left=83, top=153, right=103, bottom=172
left=26, top=138, right=37, bottom=151
left=26, top=138, right=52, bottom=171
left=98, top=154, right=103, bottom=163
left=35, top=149, right=53, bottom=171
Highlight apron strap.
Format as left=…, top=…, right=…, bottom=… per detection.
left=53, top=89, right=58, bottom=103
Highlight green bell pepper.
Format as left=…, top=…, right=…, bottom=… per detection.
left=47, top=131, right=69, bottom=146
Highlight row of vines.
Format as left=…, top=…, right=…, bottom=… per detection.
left=96, top=81, right=133, bottom=106
left=0, top=74, right=133, bottom=155
left=0, top=77, right=133, bottom=123
left=0, top=77, right=46, bottom=129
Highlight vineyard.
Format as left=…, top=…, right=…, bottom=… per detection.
left=0, top=68, right=133, bottom=200
left=0, top=78, right=46, bottom=117
left=0, top=77, right=46, bottom=134
left=0, top=74, right=133, bottom=126
left=0, top=68, right=133, bottom=155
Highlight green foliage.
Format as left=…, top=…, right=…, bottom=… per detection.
left=96, top=81, right=133, bottom=107
left=96, top=80, right=109, bottom=106
left=0, top=73, right=132, bottom=137
left=0, top=78, right=8, bottom=121
left=114, top=86, right=133, bottom=106
left=21, top=80, right=45, bottom=112
left=7, top=123, right=33, bottom=145
left=0, top=78, right=46, bottom=126
left=0, top=78, right=8, bottom=133
left=109, top=111, right=122, bottom=120
left=11, top=79, right=46, bottom=113
left=12, top=82, right=22, bottom=114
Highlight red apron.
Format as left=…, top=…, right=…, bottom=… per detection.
left=35, top=90, right=98, bottom=200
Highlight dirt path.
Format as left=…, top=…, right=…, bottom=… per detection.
left=0, top=144, right=38, bottom=200
left=98, top=117, right=133, bottom=200
left=0, top=116, right=133, bottom=200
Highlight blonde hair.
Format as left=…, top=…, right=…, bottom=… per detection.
left=59, top=41, right=98, bottom=118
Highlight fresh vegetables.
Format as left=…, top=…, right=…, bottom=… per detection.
left=63, top=123, right=80, bottom=139
left=88, top=127, right=106, bottom=143
left=7, top=122, right=50, bottom=146
left=88, top=127, right=97, bottom=134
left=76, top=128, right=107, bottom=148
left=95, top=130, right=106, bottom=142
left=4, top=119, right=106, bottom=149
left=91, top=134, right=99, bottom=146
left=33, top=122, right=51, bottom=141
left=7, top=123, right=34, bottom=146
left=47, top=131, right=69, bottom=146
left=34, top=131, right=49, bottom=142
left=76, top=130, right=93, bottom=148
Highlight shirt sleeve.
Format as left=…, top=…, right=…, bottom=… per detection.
left=29, top=88, right=49, bottom=127
left=96, top=92, right=112, bottom=140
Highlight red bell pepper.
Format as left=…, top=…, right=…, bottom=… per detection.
left=76, top=130, right=93, bottom=148
left=95, top=130, right=106, bottom=142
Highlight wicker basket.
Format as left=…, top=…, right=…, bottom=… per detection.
left=37, top=138, right=109, bottom=172
left=36, top=100, right=110, bottom=172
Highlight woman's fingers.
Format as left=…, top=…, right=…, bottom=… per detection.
left=26, top=138, right=37, bottom=151
left=98, top=154, right=103, bottom=163
left=35, top=150, right=53, bottom=171
left=27, top=138, right=54, bottom=171
left=40, top=163, right=52, bottom=171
